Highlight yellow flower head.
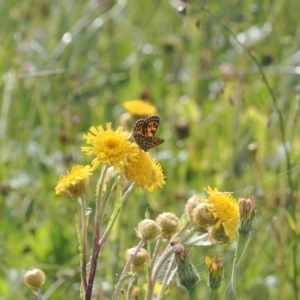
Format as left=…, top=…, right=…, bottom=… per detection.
left=125, top=147, right=165, bottom=191
left=123, top=100, right=157, bottom=117
left=148, top=157, right=165, bottom=191
left=204, top=187, right=240, bottom=241
left=81, top=123, right=138, bottom=172
left=55, top=165, right=93, bottom=198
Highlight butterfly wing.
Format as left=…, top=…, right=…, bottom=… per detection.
left=133, top=115, right=164, bottom=151
left=133, top=132, right=164, bottom=151
left=144, top=115, right=160, bottom=137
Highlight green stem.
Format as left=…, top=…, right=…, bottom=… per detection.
left=156, top=255, right=176, bottom=300
left=112, top=239, right=145, bottom=300
left=146, top=237, right=163, bottom=300
left=85, top=165, right=108, bottom=300
left=209, top=288, right=218, bottom=300
left=151, top=244, right=173, bottom=285
left=188, top=286, right=198, bottom=300
left=98, top=182, right=135, bottom=249
left=34, top=288, right=44, bottom=300
left=231, top=232, right=247, bottom=299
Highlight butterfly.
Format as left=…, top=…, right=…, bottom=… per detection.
left=132, top=115, right=165, bottom=151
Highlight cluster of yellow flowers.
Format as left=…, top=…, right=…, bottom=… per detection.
left=185, top=187, right=240, bottom=242
left=55, top=122, right=165, bottom=198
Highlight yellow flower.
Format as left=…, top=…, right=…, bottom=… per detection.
left=55, top=165, right=93, bottom=198
left=81, top=123, right=138, bottom=172
left=148, top=157, right=165, bottom=192
left=204, top=187, right=240, bottom=241
left=125, top=147, right=165, bottom=191
left=143, top=283, right=169, bottom=295
left=123, top=100, right=157, bottom=117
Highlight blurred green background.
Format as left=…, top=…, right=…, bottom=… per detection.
left=1, top=0, right=300, bottom=299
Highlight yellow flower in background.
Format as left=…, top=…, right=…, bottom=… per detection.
left=142, top=283, right=169, bottom=295
left=81, top=123, right=138, bottom=172
left=55, top=165, right=93, bottom=198
left=125, top=147, right=165, bottom=191
left=204, top=187, right=240, bottom=241
left=123, top=100, right=157, bottom=117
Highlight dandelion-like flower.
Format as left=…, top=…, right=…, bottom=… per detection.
left=204, top=187, right=240, bottom=241
left=125, top=147, right=165, bottom=191
left=123, top=100, right=157, bottom=117
left=55, top=165, right=93, bottom=198
left=81, top=123, right=138, bottom=172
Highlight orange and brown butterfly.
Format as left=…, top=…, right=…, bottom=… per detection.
left=132, top=115, right=164, bottom=151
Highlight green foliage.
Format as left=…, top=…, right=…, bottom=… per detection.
left=1, top=0, right=300, bottom=299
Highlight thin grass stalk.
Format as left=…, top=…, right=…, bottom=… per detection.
left=215, top=13, right=298, bottom=300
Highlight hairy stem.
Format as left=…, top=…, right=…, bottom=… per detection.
left=80, top=195, right=88, bottom=292
left=85, top=165, right=108, bottom=300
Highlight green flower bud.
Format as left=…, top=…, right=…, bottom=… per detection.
left=238, top=197, right=256, bottom=234
left=155, top=212, right=181, bottom=239
left=209, top=225, right=230, bottom=244
left=135, top=219, right=162, bottom=242
left=185, top=194, right=202, bottom=220
left=192, top=203, right=218, bottom=228
left=125, top=247, right=150, bottom=272
left=24, top=268, right=46, bottom=291
left=205, top=256, right=224, bottom=289
left=170, top=239, right=200, bottom=292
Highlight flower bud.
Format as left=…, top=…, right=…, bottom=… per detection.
left=238, top=197, right=256, bottom=234
left=192, top=203, right=218, bottom=228
left=125, top=247, right=150, bottom=272
left=185, top=194, right=201, bottom=220
left=132, top=286, right=141, bottom=297
left=170, top=239, right=200, bottom=292
left=205, top=256, right=224, bottom=289
left=209, top=225, right=230, bottom=244
left=155, top=212, right=181, bottom=239
left=24, top=268, right=46, bottom=291
left=135, top=219, right=162, bottom=242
